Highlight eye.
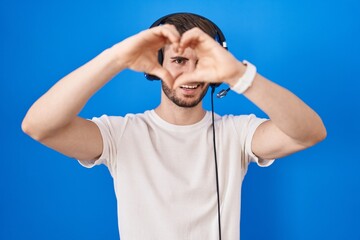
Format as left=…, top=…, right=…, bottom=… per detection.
left=171, top=57, right=188, bottom=65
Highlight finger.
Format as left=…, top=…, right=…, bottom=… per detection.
left=173, top=71, right=205, bottom=89
left=150, top=66, right=174, bottom=88
left=152, top=24, right=181, bottom=49
left=178, top=27, right=206, bottom=51
left=162, top=24, right=181, bottom=40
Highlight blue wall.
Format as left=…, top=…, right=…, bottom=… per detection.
left=1, top=0, right=359, bottom=239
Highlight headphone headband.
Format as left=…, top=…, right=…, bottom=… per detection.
left=149, top=13, right=227, bottom=49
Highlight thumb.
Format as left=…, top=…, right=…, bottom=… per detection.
left=173, top=71, right=204, bottom=89
left=150, top=66, right=174, bottom=88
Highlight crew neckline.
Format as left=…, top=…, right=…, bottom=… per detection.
left=147, top=110, right=212, bottom=132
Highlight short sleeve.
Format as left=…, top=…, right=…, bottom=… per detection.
left=234, top=114, right=275, bottom=168
left=78, top=115, right=121, bottom=175
left=245, top=117, right=275, bottom=167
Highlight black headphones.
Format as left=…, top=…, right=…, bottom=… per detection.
left=144, top=12, right=228, bottom=88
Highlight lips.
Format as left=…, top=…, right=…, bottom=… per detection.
left=180, top=84, right=201, bottom=89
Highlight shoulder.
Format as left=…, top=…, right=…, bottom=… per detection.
left=214, top=113, right=269, bottom=137
left=89, top=111, right=153, bottom=133
left=92, top=111, right=150, bottom=123
left=215, top=113, right=265, bottom=125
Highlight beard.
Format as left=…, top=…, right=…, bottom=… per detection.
left=161, top=81, right=210, bottom=108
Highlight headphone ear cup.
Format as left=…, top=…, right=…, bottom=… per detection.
left=144, top=49, right=164, bottom=80
left=144, top=73, right=160, bottom=80
left=211, top=83, right=221, bottom=88
left=158, top=49, right=164, bottom=65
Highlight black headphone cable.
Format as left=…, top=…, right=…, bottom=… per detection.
left=211, top=85, right=222, bottom=240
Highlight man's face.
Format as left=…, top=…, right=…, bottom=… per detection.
left=161, top=45, right=209, bottom=108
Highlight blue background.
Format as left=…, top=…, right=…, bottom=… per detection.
left=1, top=0, right=359, bottom=239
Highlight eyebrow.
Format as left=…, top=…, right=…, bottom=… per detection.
left=170, top=56, right=189, bottom=60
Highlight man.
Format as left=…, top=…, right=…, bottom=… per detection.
left=22, top=13, right=326, bottom=240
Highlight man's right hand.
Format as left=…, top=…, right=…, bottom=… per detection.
left=112, top=24, right=181, bottom=87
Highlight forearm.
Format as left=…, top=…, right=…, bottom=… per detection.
left=22, top=25, right=181, bottom=141
left=22, top=46, right=125, bottom=139
left=243, top=73, right=326, bottom=146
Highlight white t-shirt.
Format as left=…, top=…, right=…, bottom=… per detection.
left=80, top=110, right=274, bottom=240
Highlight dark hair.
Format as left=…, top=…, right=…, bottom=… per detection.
left=158, top=13, right=218, bottom=39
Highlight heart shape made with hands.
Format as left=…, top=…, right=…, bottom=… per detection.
left=134, top=25, right=236, bottom=89
left=170, top=28, right=238, bottom=89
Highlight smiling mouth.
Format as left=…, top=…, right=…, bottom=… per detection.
left=180, top=84, right=201, bottom=89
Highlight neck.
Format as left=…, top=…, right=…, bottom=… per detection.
left=155, top=96, right=206, bottom=126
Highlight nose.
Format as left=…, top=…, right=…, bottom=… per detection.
left=184, top=59, right=198, bottom=72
